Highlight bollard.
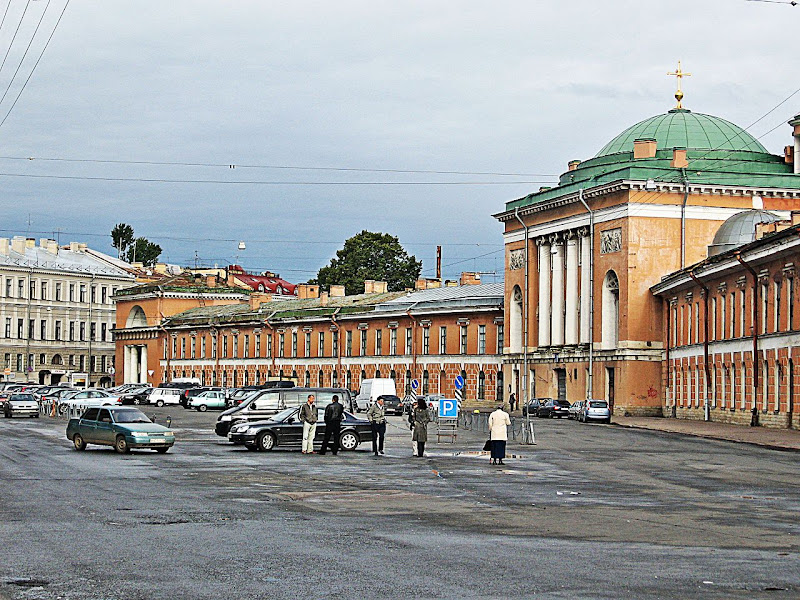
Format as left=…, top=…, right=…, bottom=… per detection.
left=166, top=416, right=172, bottom=428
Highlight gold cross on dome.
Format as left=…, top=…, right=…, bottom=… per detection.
left=667, top=60, right=692, bottom=109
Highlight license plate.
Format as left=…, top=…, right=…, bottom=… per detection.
left=149, top=438, right=165, bottom=444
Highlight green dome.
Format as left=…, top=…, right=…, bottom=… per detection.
left=595, top=109, right=767, bottom=157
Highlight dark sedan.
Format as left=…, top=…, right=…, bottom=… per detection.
left=227, top=406, right=373, bottom=452
left=379, top=394, right=404, bottom=415
left=522, top=397, right=552, bottom=417
left=537, top=399, right=571, bottom=418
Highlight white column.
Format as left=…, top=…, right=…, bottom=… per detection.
left=580, top=230, right=592, bottom=344
left=537, top=239, right=551, bottom=347
left=139, top=345, right=148, bottom=384
left=127, top=345, right=138, bottom=384
left=551, top=235, right=565, bottom=346
left=123, top=346, right=132, bottom=383
left=565, top=233, right=579, bottom=345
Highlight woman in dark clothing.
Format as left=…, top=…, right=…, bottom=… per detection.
left=411, top=397, right=431, bottom=457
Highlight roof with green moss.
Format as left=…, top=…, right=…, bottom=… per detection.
left=114, top=274, right=251, bottom=297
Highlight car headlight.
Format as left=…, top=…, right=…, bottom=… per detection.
left=130, top=431, right=150, bottom=438
left=220, top=415, right=231, bottom=422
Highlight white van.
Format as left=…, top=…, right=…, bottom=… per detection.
left=355, top=378, right=396, bottom=412
left=149, top=388, right=182, bottom=407
left=171, top=377, right=201, bottom=386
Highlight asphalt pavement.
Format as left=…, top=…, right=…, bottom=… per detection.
left=0, top=408, right=798, bottom=599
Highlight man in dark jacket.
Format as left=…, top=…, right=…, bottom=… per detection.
left=320, top=394, right=344, bottom=455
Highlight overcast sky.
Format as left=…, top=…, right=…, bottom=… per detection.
left=0, top=0, right=797, bottom=283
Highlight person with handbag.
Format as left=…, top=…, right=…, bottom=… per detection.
left=410, top=397, right=431, bottom=457
left=487, top=403, right=511, bottom=465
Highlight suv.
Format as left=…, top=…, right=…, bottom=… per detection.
left=537, top=399, right=571, bottom=418
left=215, top=387, right=353, bottom=438
left=148, top=388, right=182, bottom=407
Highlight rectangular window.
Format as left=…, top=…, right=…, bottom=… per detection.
left=687, top=303, right=693, bottom=344
left=101, top=323, right=107, bottom=342
left=305, top=332, right=311, bottom=358
left=90, top=322, right=96, bottom=341
left=171, top=336, right=177, bottom=358
left=69, top=321, right=75, bottom=341
left=740, top=289, right=746, bottom=337
left=29, top=279, right=35, bottom=299
left=211, top=336, right=217, bottom=358
left=267, top=334, right=272, bottom=358
left=191, top=337, right=196, bottom=359
left=69, top=283, right=75, bottom=302
left=16, top=353, right=22, bottom=371
left=254, top=335, right=260, bottom=357
left=101, top=287, right=107, bottom=304
left=201, top=336, right=206, bottom=358
left=375, top=329, right=382, bottom=356
left=4, top=317, right=9, bottom=338
left=318, top=332, right=325, bottom=357
left=279, top=333, right=285, bottom=357
left=422, top=328, right=430, bottom=355
left=346, top=330, right=353, bottom=357
left=360, top=329, right=367, bottom=356
left=291, top=332, right=298, bottom=357
left=55, top=282, right=61, bottom=301
left=332, top=331, right=338, bottom=357
left=90, top=286, right=96, bottom=304
left=390, top=328, right=397, bottom=356
left=181, top=337, right=186, bottom=358
left=405, top=327, right=412, bottom=355
left=478, top=325, right=486, bottom=355
left=720, top=297, right=726, bottom=340
left=497, top=324, right=504, bottom=354
left=222, top=336, right=228, bottom=358
left=79, top=285, right=86, bottom=303
left=17, top=318, right=23, bottom=339
left=18, top=279, right=24, bottom=298
left=694, top=302, right=700, bottom=344
left=244, top=334, right=249, bottom=358
left=439, top=326, right=447, bottom=355
left=40, top=320, right=46, bottom=340
left=775, top=281, right=782, bottom=333
left=730, top=293, right=736, bottom=338
left=5, top=278, right=11, bottom=297
left=28, top=319, right=34, bottom=339
left=3, top=353, right=8, bottom=368
left=79, top=322, right=85, bottom=341
left=460, top=325, right=468, bottom=354
left=233, top=335, right=239, bottom=358
left=711, top=298, right=717, bottom=341
left=40, top=281, right=47, bottom=300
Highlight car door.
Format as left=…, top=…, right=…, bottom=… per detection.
left=278, top=409, right=304, bottom=446
left=93, top=408, right=115, bottom=445
left=78, top=407, right=101, bottom=442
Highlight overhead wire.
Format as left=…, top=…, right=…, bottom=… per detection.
left=0, top=0, right=30, bottom=77
left=0, top=0, right=51, bottom=109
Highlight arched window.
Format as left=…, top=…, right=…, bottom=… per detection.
left=305, top=370, right=310, bottom=387
left=478, top=371, right=486, bottom=400
left=405, top=369, right=412, bottom=395
left=318, top=370, right=324, bottom=387
left=375, top=369, right=381, bottom=379
left=509, top=285, right=523, bottom=352
left=332, top=370, right=338, bottom=388
left=291, top=369, right=298, bottom=383
left=496, top=369, right=503, bottom=402
left=601, top=271, right=620, bottom=349
left=361, top=369, right=367, bottom=383
left=51, top=354, right=63, bottom=366
left=422, top=369, right=429, bottom=394
left=126, top=305, right=147, bottom=328
left=461, top=369, right=468, bottom=400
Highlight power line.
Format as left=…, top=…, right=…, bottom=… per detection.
left=0, top=0, right=51, bottom=109
left=0, top=0, right=30, bottom=79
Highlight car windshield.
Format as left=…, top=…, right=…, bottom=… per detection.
left=590, top=401, right=608, bottom=408
left=556, top=400, right=570, bottom=407
left=271, top=407, right=298, bottom=422
left=10, top=394, right=34, bottom=401
left=112, top=409, right=152, bottom=423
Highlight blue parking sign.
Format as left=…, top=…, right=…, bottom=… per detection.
left=411, top=379, right=419, bottom=390
left=454, top=375, right=464, bottom=390
left=439, top=398, right=458, bottom=418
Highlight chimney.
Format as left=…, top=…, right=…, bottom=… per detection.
left=297, top=284, right=320, bottom=299
left=568, top=160, right=581, bottom=171
left=319, top=291, right=329, bottom=306
left=47, top=240, right=59, bottom=255
left=790, top=114, right=800, bottom=175
left=0, top=238, right=8, bottom=255
left=205, top=275, right=217, bottom=288
left=364, top=280, right=375, bottom=294
left=25, top=238, right=35, bottom=249
left=460, top=272, right=481, bottom=286
left=633, top=138, right=657, bottom=159
left=792, top=210, right=800, bottom=226
left=249, top=292, right=272, bottom=310
left=373, top=281, right=388, bottom=294
left=415, top=278, right=427, bottom=291
left=445, top=280, right=458, bottom=287
left=785, top=145, right=794, bottom=166
left=330, top=285, right=345, bottom=297
left=11, top=236, right=26, bottom=254
left=671, top=147, right=688, bottom=169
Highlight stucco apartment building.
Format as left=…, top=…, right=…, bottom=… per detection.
left=124, top=279, right=504, bottom=407
left=496, top=99, right=800, bottom=416
left=0, top=237, right=135, bottom=386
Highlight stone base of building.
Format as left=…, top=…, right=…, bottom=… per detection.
left=615, top=405, right=664, bottom=418
left=669, top=406, right=798, bottom=430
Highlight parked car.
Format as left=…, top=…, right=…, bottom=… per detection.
left=66, top=406, right=175, bottom=454
left=568, top=400, right=585, bottom=419
left=580, top=399, right=612, bottom=423
left=3, top=393, right=39, bottom=418
left=148, top=387, right=182, bottom=407
left=379, top=394, right=404, bottom=415
left=180, top=386, right=224, bottom=409
left=216, top=387, right=353, bottom=438
left=189, top=390, right=228, bottom=411
left=120, top=385, right=153, bottom=405
left=537, top=399, right=571, bottom=418
left=226, top=388, right=256, bottom=408
left=227, top=406, right=372, bottom=452
left=355, top=378, right=396, bottom=412
left=522, top=398, right=551, bottom=417
left=58, top=390, right=122, bottom=415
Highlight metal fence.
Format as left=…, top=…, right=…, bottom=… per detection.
left=432, top=411, right=536, bottom=443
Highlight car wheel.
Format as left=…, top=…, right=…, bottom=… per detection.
left=134, top=398, right=141, bottom=405
left=73, top=434, right=86, bottom=451
left=33, top=413, right=39, bottom=418
left=156, top=399, right=164, bottom=407
left=198, top=404, right=207, bottom=412
left=256, top=431, right=275, bottom=451
left=115, top=435, right=130, bottom=454
left=339, top=430, right=359, bottom=451
left=155, top=447, right=169, bottom=454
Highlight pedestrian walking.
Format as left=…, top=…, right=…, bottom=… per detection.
left=367, top=396, right=387, bottom=456
left=487, top=403, right=511, bottom=465
left=299, top=394, right=318, bottom=454
left=410, top=397, right=431, bottom=457
left=509, top=392, right=516, bottom=412
left=320, top=394, right=344, bottom=455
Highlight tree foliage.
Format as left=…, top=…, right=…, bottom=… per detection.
left=110, top=223, right=134, bottom=259
left=312, top=230, right=422, bottom=295
left=125, top=237, right=163, bottom=267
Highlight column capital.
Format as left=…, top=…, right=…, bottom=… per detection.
left=535, top=236, right=550, bottom=247
left=577, top=227, right=589, bottom=238
left=549, top=232, right=562, bottom=246
left=564, top=229, right=577, bottom=240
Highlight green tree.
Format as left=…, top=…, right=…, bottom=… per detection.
left=110, top=223, right=134, bottom=259
left=126, top=237, right=162, bottom=267
left=312, top=230, right=422, bottom=295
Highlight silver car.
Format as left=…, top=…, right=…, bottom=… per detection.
left=3, top=393, right=40, bottom=418
left=579, top=399, right=611, bottom=423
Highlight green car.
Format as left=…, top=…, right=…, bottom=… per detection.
left=188, top=390, right=227, bottom=412
left=66, top=406, right=175, bottom=454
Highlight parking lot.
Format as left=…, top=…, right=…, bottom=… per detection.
left=1, top=407, right=798, bottom=599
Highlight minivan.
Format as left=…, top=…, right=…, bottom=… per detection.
left=355, top=378, right=396, bottom=412
left=215, top=387, right=353, bottom=437
left=149, top=388, right=182, bottom=407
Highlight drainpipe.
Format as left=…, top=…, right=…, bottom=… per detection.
left=688, top=269, right=711, bottom=421
left=330, top=308, right=342, bottom=386
left=513, top=208, right=530, bottom=441
left=577, top=189, right=594, bottom=401
left=680, top=169, right=689, bottom=269
left=666, top=298, right=674, bottom=417
left=735, top=251, right=760, bottom=415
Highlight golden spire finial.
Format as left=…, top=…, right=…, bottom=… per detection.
left=667, top=60, right=692, bottom=109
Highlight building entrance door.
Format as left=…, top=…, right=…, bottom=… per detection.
left=606, top=367, right=615, bottom=414
left=555, top=368, right=567, bottom=402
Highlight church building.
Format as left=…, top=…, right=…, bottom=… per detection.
left=495, top=70, right=800, bottom=416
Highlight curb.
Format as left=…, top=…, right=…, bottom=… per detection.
left=611, top=422, right=800, bottom=453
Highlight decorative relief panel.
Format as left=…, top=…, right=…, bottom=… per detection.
left=600, top=228, right=622, bottom=254
left=509, top=249, right=525, bottom=270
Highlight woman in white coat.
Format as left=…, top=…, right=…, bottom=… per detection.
left=487, top=404, right=511, bottom=465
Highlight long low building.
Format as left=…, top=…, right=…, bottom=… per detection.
left=150, top=281, right=504, bottom=407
